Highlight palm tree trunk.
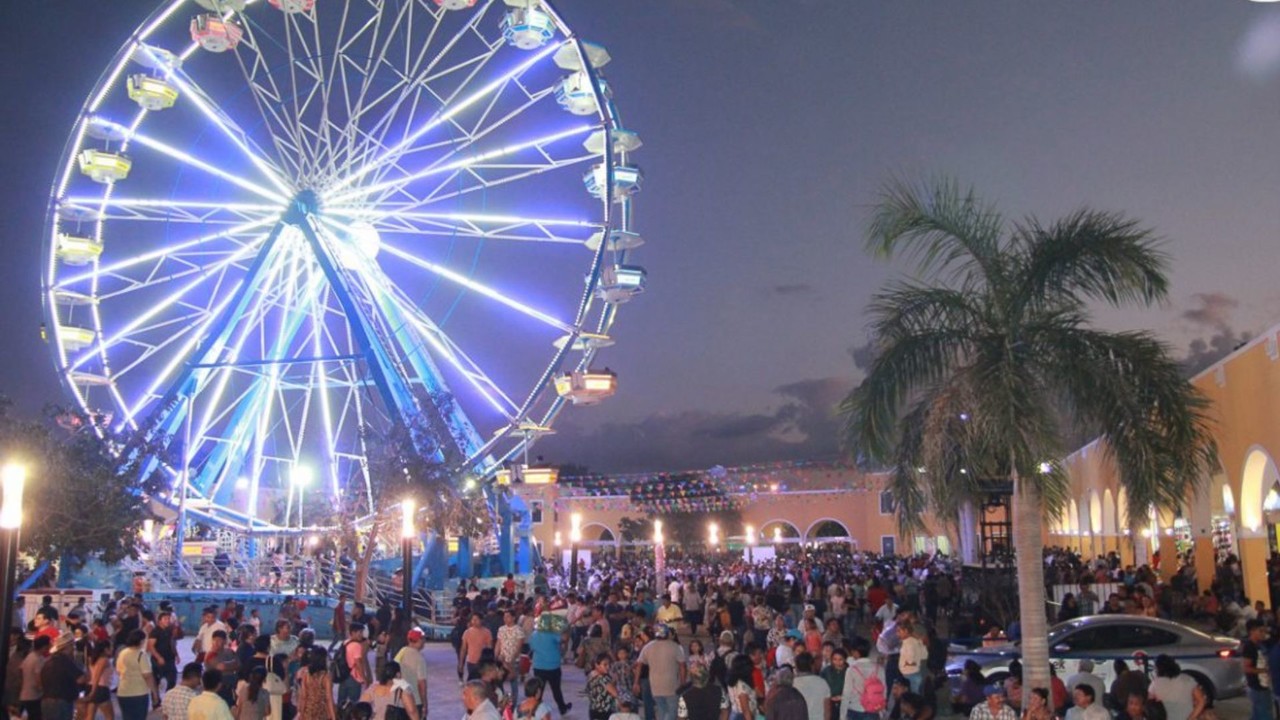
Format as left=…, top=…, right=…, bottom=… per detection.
left=1014, top=471, right=1050, bottom=705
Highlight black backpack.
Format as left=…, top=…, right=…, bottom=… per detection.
left=331, top=641, right=351, bottom=683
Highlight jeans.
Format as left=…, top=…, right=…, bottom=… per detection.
left=118, top=694, right=150, bottom=720
left=1249, top=687, right=1275, bottom=720
left=337, top=678, right=363, bottom=711
left=653, top=695, right=678, bottom=720
left=904, top=670, right=923, bottom=694
left=533, top=667, right=570, bottom=713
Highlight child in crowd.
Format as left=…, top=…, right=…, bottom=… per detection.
left=607, top=699, right=642, bottom=720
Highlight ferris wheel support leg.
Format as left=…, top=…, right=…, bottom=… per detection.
left=511, top=494, right=533, bottom=575
left=497, top=492, right=513, bottom=575
left=456, top=537, right=473, bottom=580
left=424, top=533, right=447, bottom=592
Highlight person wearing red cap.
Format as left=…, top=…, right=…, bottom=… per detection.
left=395, top=627, right=428, bottom=718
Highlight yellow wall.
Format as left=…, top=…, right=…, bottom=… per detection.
left=515, top=467, right=953, bottom=558
left=1057, top=325, right=1280, bottom=602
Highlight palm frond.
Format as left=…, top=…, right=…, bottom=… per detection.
left=1015, top=209, right=1169, bottom=309
left=869, top=282, right=985, bottom=342
left=867, top=176, right=1007, bottom=287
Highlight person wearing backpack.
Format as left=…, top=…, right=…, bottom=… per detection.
left=840, top=638, right=887, bottom=720
left=334, top=623, right=371, bottom=716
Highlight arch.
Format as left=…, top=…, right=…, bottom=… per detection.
left=579, top=522, right=617, bottom=544
left=1068, top=499, right=1080, bottom=534
left=1102, top=489, right=1117, bottom=535
left=760, top=520, right=801, bottom=542
left=805, top=518, right=851, bottom=541
left=1240, top=446, right=1280, bottom=533
left=1089, top=490, right=1103, bottom=534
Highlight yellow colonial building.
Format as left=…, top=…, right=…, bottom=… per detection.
left=1053, top=322, right=1280, bottom=604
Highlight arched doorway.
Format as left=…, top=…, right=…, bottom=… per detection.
left=806, top=519, right=852, bottom=544
left=760, top=520, right=801, bottom=545
left=1237, top=447, right=1280, bottom=605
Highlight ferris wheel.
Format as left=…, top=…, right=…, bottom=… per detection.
left=42, top=0, right=645, bottom=534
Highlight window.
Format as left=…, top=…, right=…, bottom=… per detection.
left=530, top=500, right=544, bottom=525
left=1112, top=625, right=1179, bottom=649
left=879, top=491, right=896, bottom=515
left=880, top=536, right=896, bottom=556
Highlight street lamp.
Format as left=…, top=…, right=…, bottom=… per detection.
left=291, top=464, right=313, bottom=530
left=708, top=521, right=719, bottom=550
left=569, top=513, right=582, bottom=590
left=401, top=498, right=415, bottom=627
left=0, top=463, right=27, bottom=689
left=653, top=519, right=665, bottom=583
left=745, top=524, right=755, bottom=563
left=773, top=526, right=782, bottom=545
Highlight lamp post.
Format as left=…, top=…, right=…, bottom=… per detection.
left=569, top=513, right=582, bottom=590
left=0, top=463, right=27, bottom=690
left=745, top=524, right=755, bottom=564
left=653, top=519, right=665, bottom=584
left=291, top=464, right=312, bottom=556
left=708, top=521, right=719, bottom=553
left=401, top=498, right=415, bottom=626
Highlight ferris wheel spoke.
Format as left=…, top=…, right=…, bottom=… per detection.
left=379, top=280, right=519, bottom=417
left=340, top=2, right=500, bottom=184
left=68, top=237, right=266, bottom=372
left=328, top=41, right=559, bottom=197
left=54, top=217, right=275, bottom=289
left=59, top=196, right=282, bottom=225
left=378, top=240, right=572, bottom=333
left=89, top=118, right=291, bottom=204
left=329, top=123, right=594, bottom=206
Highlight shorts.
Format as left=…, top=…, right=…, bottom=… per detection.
left=89, top=687, right=111, bottom=704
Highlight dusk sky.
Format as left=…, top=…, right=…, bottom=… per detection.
left=3, top=1, right=1278, bottom=474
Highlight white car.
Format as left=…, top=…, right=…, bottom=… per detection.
left=947, top=615, right=1244, bottom=700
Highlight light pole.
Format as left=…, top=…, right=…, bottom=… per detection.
left=291, top=464, right=312, bottom=555
left=653, top=519, right=665, bottom=584
left=708, top=521, right=719, bottom=553
left=0, top=463, right=27, bottom=690
left=745, top=524, right=755, bottom=564
left=569, top=513, right=582, bottom=590
left=401, top=498, right=415, bottom=626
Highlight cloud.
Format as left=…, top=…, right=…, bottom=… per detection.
left=1175, top=293, right=1252, bottom=376
left=1182, top=292, right=1239, bottom=329
left=533, top=376, right=851, bottom=473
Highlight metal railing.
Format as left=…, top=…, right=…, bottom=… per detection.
left=126, top=550, right=447, bottom=625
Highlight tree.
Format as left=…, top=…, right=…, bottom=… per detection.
left=839, top=178, right=1216, bottom=696
left=337, top=416, right=494, bottom=602
left=0, top=398, right=164, bottom=570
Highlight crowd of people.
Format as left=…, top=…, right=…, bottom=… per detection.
left=3, top=593, right=431, bottom=720
left=3, top=541, right=1269, bottom=720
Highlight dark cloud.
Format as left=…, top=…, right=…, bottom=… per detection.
left=1182, top=292, right=1239, bottom=329
left=1176, top=293, right=1252, bottom=376
left=533, top=376, right=850, bottom=473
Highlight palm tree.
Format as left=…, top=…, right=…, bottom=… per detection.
left=840, top=178, right=1216, bottom=695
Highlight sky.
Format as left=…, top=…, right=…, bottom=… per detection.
left=1, top=1, right=1278, bottom=474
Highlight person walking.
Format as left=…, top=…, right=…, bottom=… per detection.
left=529, top=615, right=572, bottom=717
left=635, top=625, right=685, bottom=720
left=297, top=648, right=337, bottom=720
left=458, top=615, right=494, bottom=683
left=188, top=670, right=235, bottom=720
left=38, top=634, right=82, bottom=720
left=1241, top=620, right=1273, bottom=720
left=393, top=628, right=429, bottom=719
left=161, top=663, right=204, bottom=720
left=19, top=635, right=49, bottom=720
left=116, top=630, right=160, bottom=720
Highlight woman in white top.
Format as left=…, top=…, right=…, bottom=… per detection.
left=115, top=630, right=159, bottom=720
left=359, top=661, right=419, bottom=720
left=896, top=621, right=929, bottom=694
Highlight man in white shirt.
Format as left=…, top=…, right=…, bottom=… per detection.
left=1064, top=660, right=1107, bottom=711
left=192, top=608, right=227, bottom=660
left=187, top=669, right=234, bottom=720
left=1064, top=684, right=1109, bottom=720
left=462, top=680, right=502, bottom=720
left=792, top=652, right=831, bottom=720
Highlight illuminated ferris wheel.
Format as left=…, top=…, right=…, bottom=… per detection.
left=42, top=0, right=645, bottom=533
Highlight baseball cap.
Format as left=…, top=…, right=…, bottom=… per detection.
left=407, top=627, right=425, bottom=642
left=984, top=684, right=1006, bottom=697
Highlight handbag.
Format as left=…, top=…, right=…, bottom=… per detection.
left=384, top=689, right=411, bottom=720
